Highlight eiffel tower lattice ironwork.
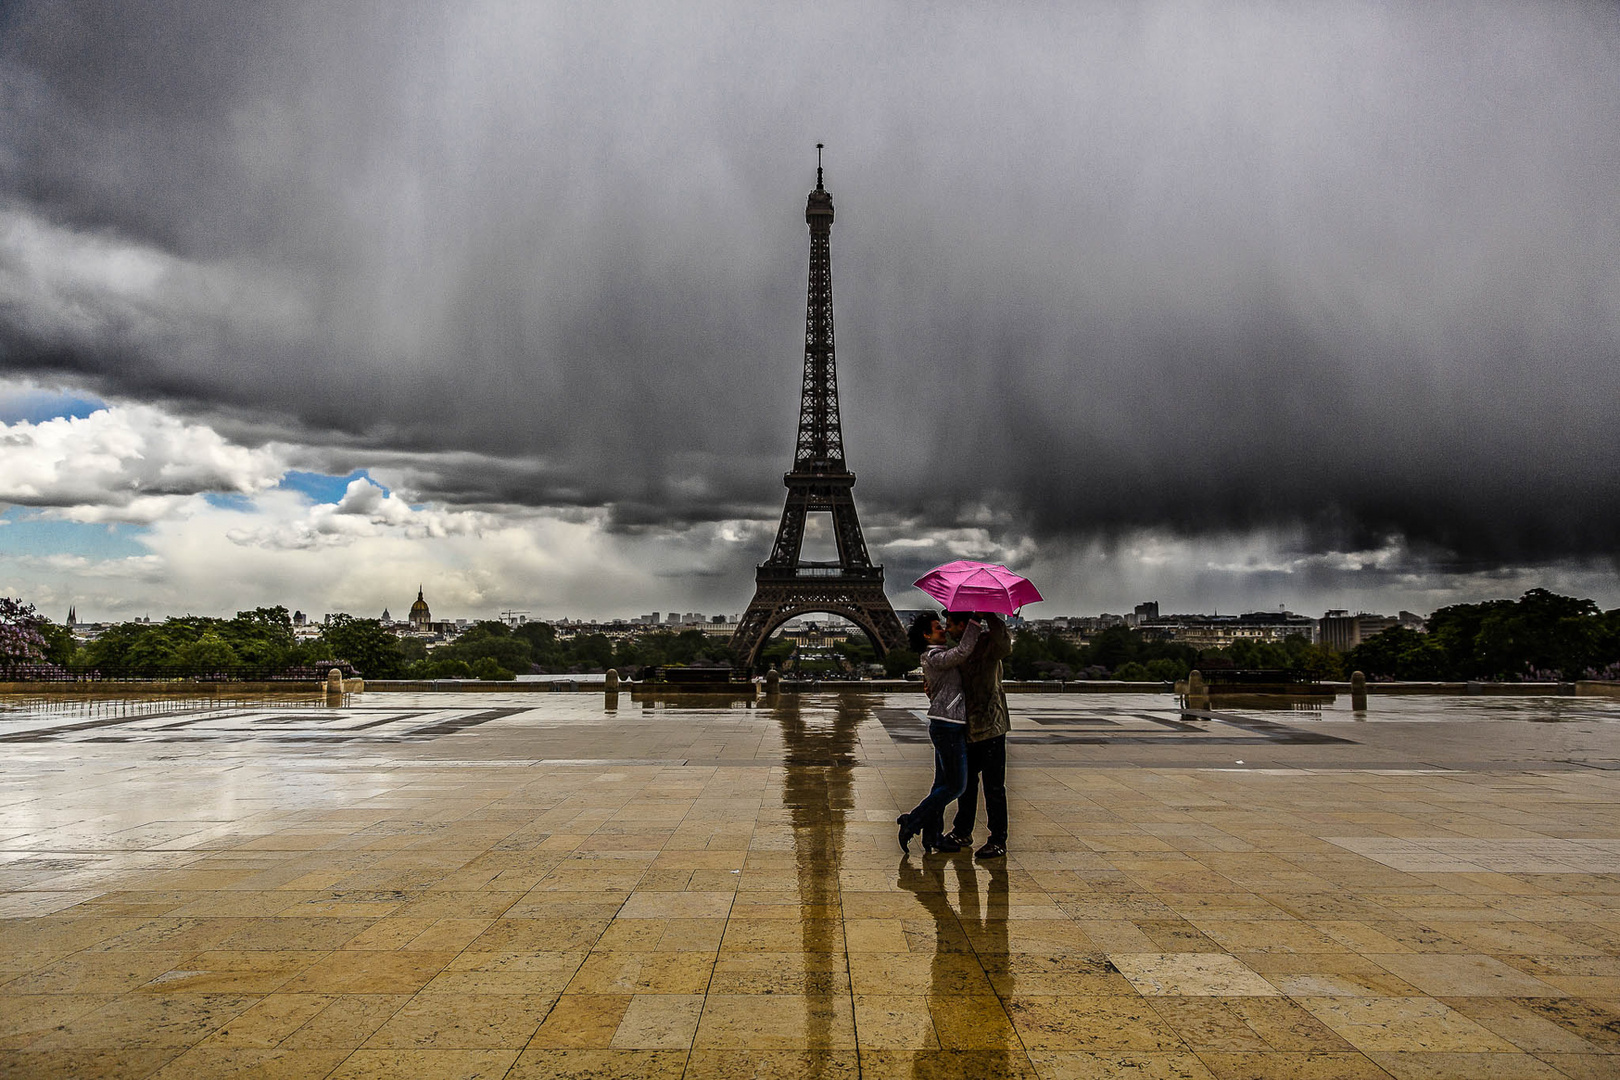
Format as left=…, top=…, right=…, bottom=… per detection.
left=732, top=149, right=906, bottom=670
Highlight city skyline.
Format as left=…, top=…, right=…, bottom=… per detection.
left=4, top=3, right=1619, bottom=621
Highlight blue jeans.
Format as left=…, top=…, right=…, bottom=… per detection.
left=951, top=734, right=1008, bottom=844
left=907, top=720, right=969, bottom=843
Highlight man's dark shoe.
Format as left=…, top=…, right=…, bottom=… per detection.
left=897, top=815, right=918, bottom=853
left=942, top=831, right=972, bottom=848
left=923, top=834, right=962, bottom=854
left=974, top=841, right=1006, bottom=859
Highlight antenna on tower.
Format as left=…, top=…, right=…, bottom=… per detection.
left=815, top=143, right=824, bottom=189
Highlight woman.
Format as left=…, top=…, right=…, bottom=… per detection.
left=897, top=610, right=981, bottom=854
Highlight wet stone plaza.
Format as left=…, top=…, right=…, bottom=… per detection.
left=4, top=691, right=1620, bottom=1079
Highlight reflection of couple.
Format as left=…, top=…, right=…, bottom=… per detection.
left=896, top=610, right=1011, bottom=857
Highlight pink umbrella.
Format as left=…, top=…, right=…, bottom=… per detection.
left=913, top=560, right=1043, bottom=616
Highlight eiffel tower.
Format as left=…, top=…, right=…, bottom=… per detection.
left=732, top=148, right=906, bottom=671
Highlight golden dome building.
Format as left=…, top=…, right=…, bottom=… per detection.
left=409, top=587, right=432, bottom=631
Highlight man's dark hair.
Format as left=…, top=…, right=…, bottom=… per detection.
left=908, top=611, right=941, bottom=652
left=944, top=610, right=974, bottom=627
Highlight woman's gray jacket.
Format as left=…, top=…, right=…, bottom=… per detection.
left=920, top=620, right=981, bottom=723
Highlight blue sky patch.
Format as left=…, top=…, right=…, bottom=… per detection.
left=278, top=469, right=385, bottom=504
left=0, top=510, right=148, bottom=559
left=203, top=493, right=256, bottom=511
left=0, top=388, right=107, bottom=425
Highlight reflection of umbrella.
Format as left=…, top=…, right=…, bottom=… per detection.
left=913, top=560, right=1043, bottom=616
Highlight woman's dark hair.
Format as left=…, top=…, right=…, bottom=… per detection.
left=908, top=611, right=941, bottom=653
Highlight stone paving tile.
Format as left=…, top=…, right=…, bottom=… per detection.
left=507, top=1047, right=689, bottom=1078
left=0, top=1047, right=182, bottom=1079
left=324, top=1047, right=517, bottom=1079
left=3, top=690, right=1620, bottom=1075
left=1110, top=952, right=1280, bottom=996
left=146, top=1045, right=351, bottom=1078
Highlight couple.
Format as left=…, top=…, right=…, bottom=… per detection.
left=897, top=609, right=1011, bottom=858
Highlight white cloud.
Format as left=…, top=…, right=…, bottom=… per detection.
left=225, top=478, right=493, bottom=550
left=2, top=386, right=1615, bottom=625
left=0, top=403, right=286, bottom=521
left=136, top=495, right=678, bottom=620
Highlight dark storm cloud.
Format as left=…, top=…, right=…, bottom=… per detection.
left=3, top=1, right=1618, bottom=567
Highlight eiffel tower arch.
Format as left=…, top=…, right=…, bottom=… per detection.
left=732, top=149, right=906, bottom=671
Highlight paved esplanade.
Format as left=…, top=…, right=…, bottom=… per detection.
left=3, top=692, right=1620, bottom=1078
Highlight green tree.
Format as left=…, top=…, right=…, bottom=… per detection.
left=79, top=621, right=146, bottom=675
left=470, top=656, right=516, bottom=680
left=840, top=634, right=877, bottom=664
left=567, top=633, right=615, bottom=671
left=1426, top=600, right=1514, bottom=678
left=223, top=606, right=295, bottom=675
left=434, top=622, right=534, bottom=673
left=1476, top=588, right=1602, bottom=679
left=1144, top=658, right=1186, bottom=681
left=408, top=657, right=474, bottom=679
left=1346, top=627, right=1448, bottom=680
left=1395, top=589, right=1618, bottom=681
left=397, top=637, right=429, bottom=665
left=123, top=627, right=184, bottom=676
left=1006, top=632, right=1054, bottom=680
left=883, top=648, right=920, bottom=678
left=515, top=622, right=560, bottom=666
left=177, top=631, right=240, bottom=676
left=759, top=637, right=795, bottom=669
left=321, top=615, right=407, bottom=678
left=36, top=619, right=78, bottom=669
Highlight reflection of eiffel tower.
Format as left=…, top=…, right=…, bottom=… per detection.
left=732, top=149, right=906, bottom=670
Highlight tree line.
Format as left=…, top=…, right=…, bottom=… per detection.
left=1000, top=624, right=1340, bottom=682
left=998, top=589, right=1620, bottom=683
left=4, top=587, right=1617, bottom=683
left=1344, top=589, right=1620, bottom=682
left=0, top=600, right=739, bottom=680
left=397, top=620, right=735, bottom=680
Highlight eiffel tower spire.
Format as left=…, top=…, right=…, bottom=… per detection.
left=794, top=143, right=845, bottom=474
left=731, top=149, right=905, bottom=670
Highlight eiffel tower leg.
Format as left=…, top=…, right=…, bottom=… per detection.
left=731, top=596, right=780, bottom=673
left=827, top=489, right=873, bottom=568
left=731, top=578, right=908, bottom=673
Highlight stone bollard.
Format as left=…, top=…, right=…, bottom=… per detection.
left=764, top=667, right=781, bottom=696
left=604, top=669, right=619, bottom=691
left=1350, top=670, right=1367, bottom=712
left=1185, top=669, right=1209, bottom=711
left=349, top=677, right=364, bottom=694
left=325, top=668, right=344, bottom=706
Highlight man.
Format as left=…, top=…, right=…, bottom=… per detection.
left=942, top=610, right=1011, bottom=858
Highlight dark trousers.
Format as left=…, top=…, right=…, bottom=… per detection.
left=907, top=720, right=969, bottom=843
left=951, top=734, right=1007, bottom=844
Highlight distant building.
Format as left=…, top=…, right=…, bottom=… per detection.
left=380, top=607, right=392, bottom=623
left=1134, top=601, right=1159, bottom=623
left=1318, top=610, right=1425, bottom=653
left=409, top=587, right=432, bottom=631
left=1140, top=611, right=1317, bottom=649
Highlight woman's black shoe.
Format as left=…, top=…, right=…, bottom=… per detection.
left=922, top=834, right=962, bottom=854
left=942, top=831, right=972, bottom=848
left=974, top=841, right=1006, bottom=859
left=897, top=815, right=918, bottom=853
